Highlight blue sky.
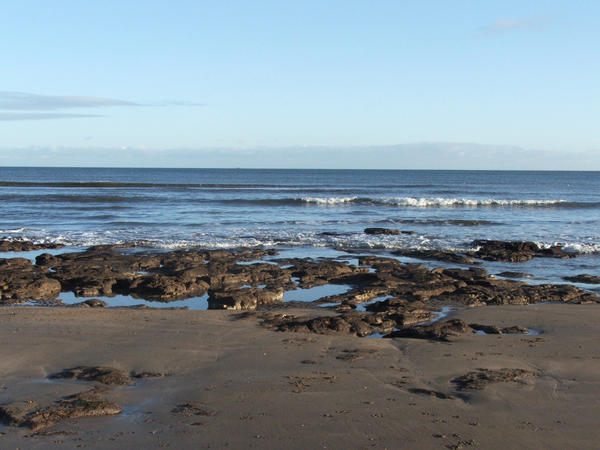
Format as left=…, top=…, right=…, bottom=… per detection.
left=1, top=1, right=599, bottom=168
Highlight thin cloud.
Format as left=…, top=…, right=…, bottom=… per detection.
left=0, top=112, right=104, bottom=121
left=151, top=100, right=206, bottom=107
left=479, top=16, right=550, bottom=35
left=0, top=91, right=203, bottom=120
left=0, top=91, right=139, bottom=111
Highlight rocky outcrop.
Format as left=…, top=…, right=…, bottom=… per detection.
left=451, top=368, right=538, bottom=390
left=0, top=258, right=61, bottom=303
left=470, top=240, right=577, bottom=262
left=208, top=287, right=284, bottom=310
left=384, top=319, right=471, bottom=341
left=393, top=249, right=478, bottom=265
left=364, top=228, right=402, bottom=235
left=0, top=388, right=121, bottom=431
left=49, top=366, right=132, bottom=385
left=262, top=311, right=396, bottom=337
left=469, top=324, right=528, bottom=335
left=563, top=274, right=600, bottom=284
left=0, top=240, right=64, bottom=252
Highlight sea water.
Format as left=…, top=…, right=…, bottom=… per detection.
left=0, top=168, right=599, bottom=286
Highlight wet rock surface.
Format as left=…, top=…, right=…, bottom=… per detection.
left=451, top=368, right=538, bottom=391
left=393, top=249, right=478, bottom=265
left=469, top=324, right=528, bottom=335
left=49, top=366, right=132, bottom=386
left=0, top=388, right=121, bottom=431
left=563, top=274, right=600, bottom=284
left=0, top=258, right=61, bottom=303
left=0, top=241, right=597, bottom=315
left=384, top=319, right=471, bottom=341
left=0, top=240, right=64, bottom=252
left=262, top=311, right=397, bottom=337
left=364, top=227, right=403, bottom=236
left=469, top=240, right=577, bottom=262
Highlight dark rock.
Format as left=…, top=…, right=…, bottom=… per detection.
left=49, top=366, right=132, bottom=386
left=171, top=403, right=216, bottom=417
left=407, top=388, right=455, bottom=400
left=131, top=371, right=165, bottom=379
left=0, top=258, right=61, bottom=303
left=79, top=299, right=107, bottom=308
left=470, top=240, right=577, bottom=262
left=470, top=323, right=528, bottom=335
left=336, top=349, right=378, bottom=361
left=393, top=249, right=478, bottom=265
left=129, top=274, right=209, bottom=301
left=384, top=319, right=471, bottom=341
left=0, top=388, right=121, bottom=431
left=0, top=240, right=64, bottom=252
left=364, top=228, right=401, bottom=236
left=469, top=323, right=502, bottom=334
left=496, top=272, right=533, bottom=279
left=208, top=287, right=284, bottom=310
left=502, top=325, right=529, bottom=334
left=451, top=368, right=538, bottom=391
left=563, top=274, right=600, bottom=284
left=263, top=312, right=395, bottom=337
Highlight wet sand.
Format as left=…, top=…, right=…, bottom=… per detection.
left=1, top=304, right=600, bottom=449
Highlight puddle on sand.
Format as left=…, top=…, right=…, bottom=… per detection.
left=365, top=331, right=388, bottom=338
left=475, top=328, right=541, bottom=335
left=21, top=291, right=211, bottom=310
left=284, top=284, right=351, bottom=302
left=424, top=306, right=453, bottom=325
left=118, top=399, right=155, bottom=420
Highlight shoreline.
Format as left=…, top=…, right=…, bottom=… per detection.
left=1, top=241, right=600, bottom=447
left=1, top=304, right=600, bottom=448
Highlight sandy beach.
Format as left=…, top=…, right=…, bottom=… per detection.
left=1, top=302, right=599, bottom=449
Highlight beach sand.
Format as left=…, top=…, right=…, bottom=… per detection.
left=1, top=303, right=599, bottom=449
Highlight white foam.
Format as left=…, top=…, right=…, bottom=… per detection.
left=377, top=197, right=566, bottom=208
left=300, top=196, right=358, bottom=205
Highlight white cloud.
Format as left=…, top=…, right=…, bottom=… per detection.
left=0, top=91, right=203, bottom=120
left=479, top=16, right=550, bottom=35
left=0, top=112, right=104, bottom=121
left=0, top=91, right=138, bottom=111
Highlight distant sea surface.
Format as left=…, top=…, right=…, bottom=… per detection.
left=1, top=167, right=599, bottom=285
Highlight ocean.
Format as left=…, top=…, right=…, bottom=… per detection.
left=1, top=167, right=599, bottom=291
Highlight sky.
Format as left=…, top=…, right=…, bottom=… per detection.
left=1, top=0, right=599, bottom=169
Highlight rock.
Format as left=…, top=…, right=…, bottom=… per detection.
left=364, top=228, right=402, bottom=236
left=0, top=258, right=61, bottom=303
left=496, top=272, right=533, bottom=279
left=0, top=388, right=121, bottom=431
left=208, top=287, right=284, bottom=310
left=0, top=240, right=64, bottom=252
left=469, top=323, right=502, bottom=334
left=131, top=371, right=165, bottom=379
left=407, top=388, right=455, bottom=400
left=563, top=274, right=600, bottom=284
left=49, top=366, right=132, bottom=385
left=129, top=274, right=209, bottom=301
left=384, top=319, right=471, bottom=341
left=0, top=400, right=39, bottom=426
left=502, top=325, right=529, bottom=334
left=263, top=312, right=395, bottom=337
left=451, top=368, right=538, bottom=391
left=171, top=402, right=216, bottom=417
left=470, top=240, right=577, bottom=262
left=79, top=299, right=107, bottom=308
left=393, top=249, right=478, bottom=265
